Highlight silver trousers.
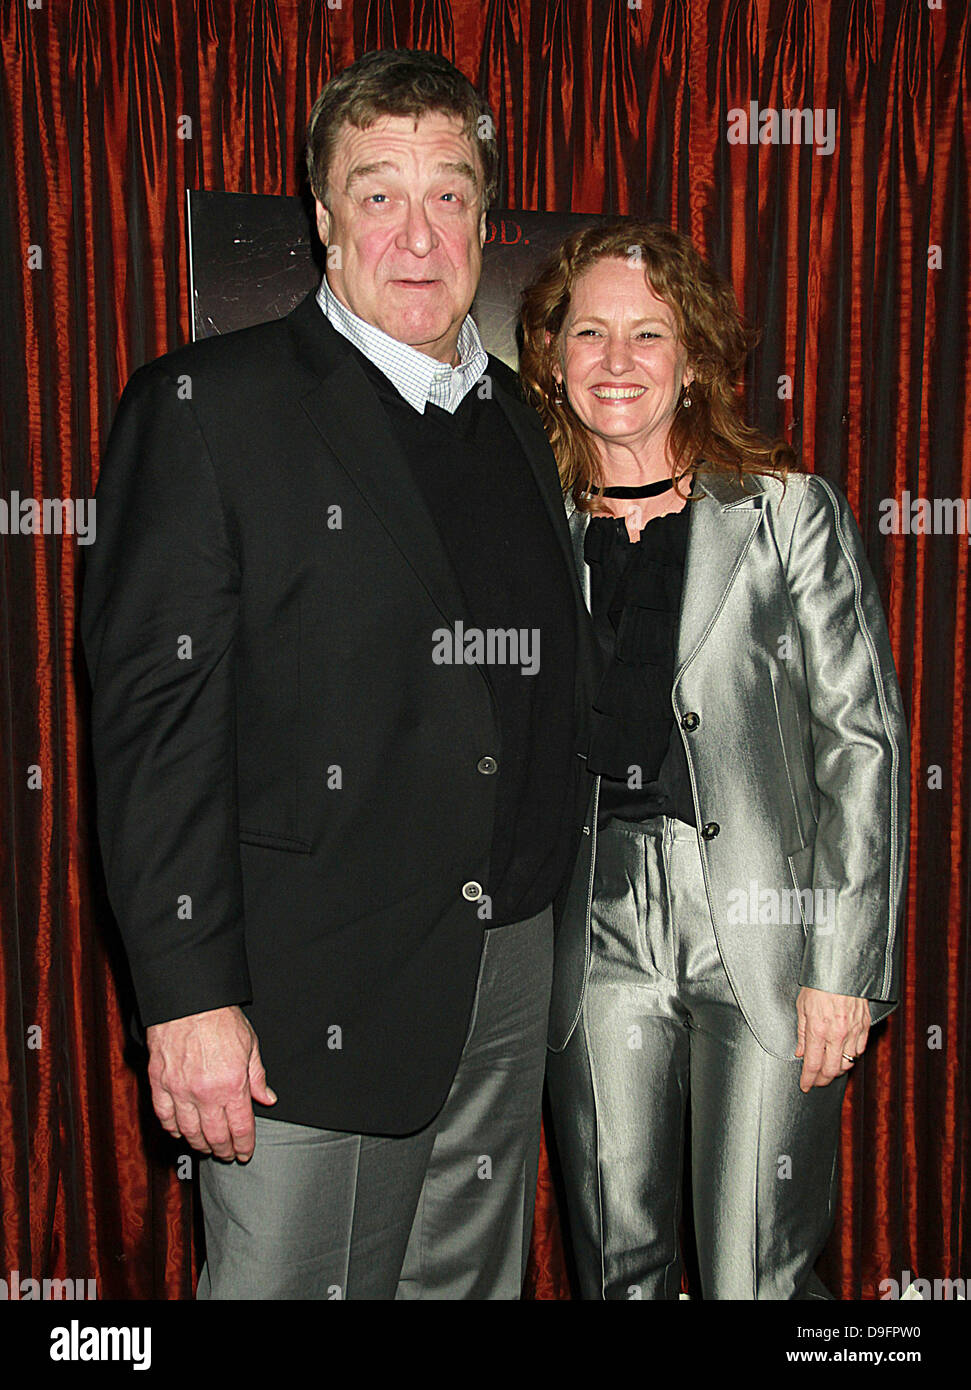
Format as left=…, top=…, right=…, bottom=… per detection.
left=546, top=815, right=847, bottom=1300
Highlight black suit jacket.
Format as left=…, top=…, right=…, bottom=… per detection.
left=81, top=290, right=599, bottom=1135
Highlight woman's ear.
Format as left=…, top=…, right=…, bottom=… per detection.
left=545, top=331, right=563, bottom=384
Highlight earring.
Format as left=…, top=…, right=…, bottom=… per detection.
left=553, top=380, right=564, bottom=403
left=682, top=386, right=693, bottom=408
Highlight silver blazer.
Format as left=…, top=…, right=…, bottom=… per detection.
left=549, top=469, right=910, bottom=1059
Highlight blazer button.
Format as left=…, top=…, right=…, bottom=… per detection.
left=477, top=756, right=498, bottom=774
left=462, top=881, right=484, bottom=901
left=681, top=711, right=700, bottom=731
left=701, top=822, right=720, bottom=840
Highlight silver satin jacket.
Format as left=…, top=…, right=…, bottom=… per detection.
left=549, top=469, right=910, bottom=1059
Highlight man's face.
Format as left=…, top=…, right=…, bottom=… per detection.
left=315, top=111, right=487, bottom=365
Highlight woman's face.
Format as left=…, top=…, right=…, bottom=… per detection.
left=551, top=257, right=694, bottom=458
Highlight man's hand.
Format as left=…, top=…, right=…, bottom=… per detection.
left=146, top=1005, right=276, bottom=1162
left=795, top=987, right=871, bottom=1093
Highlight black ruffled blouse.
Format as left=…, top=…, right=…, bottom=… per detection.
left=584, top=501, right=697, bottom=827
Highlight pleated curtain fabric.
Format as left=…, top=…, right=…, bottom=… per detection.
left=0, top=0, right=967, bottom=1299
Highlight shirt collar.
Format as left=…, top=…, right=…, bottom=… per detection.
left=316, top=275, right=489, bottom=415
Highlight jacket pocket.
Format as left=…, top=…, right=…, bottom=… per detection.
left=770, top=668, right=812, bottom=846
left=786, top=841, right=815, bottom=935
left=238, top=828, right=312, bottom=854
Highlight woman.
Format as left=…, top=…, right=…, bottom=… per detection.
left=519, top=220, right=909, bottom=1300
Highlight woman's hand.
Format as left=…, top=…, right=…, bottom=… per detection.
left=795, top=987, right=871, bottom=1093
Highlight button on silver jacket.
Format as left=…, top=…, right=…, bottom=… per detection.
left=549, top=469, right=910, bottom=1059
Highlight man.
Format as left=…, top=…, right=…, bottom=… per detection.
left=81, top=48, right=598, bottom=1299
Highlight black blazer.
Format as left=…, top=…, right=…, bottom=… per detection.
left=81, top=291, right=599, bottom=1135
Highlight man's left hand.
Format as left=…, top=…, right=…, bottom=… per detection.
left=795, top=987, right=871, bottom=1092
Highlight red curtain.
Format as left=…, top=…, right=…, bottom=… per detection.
left=1, top=0, right=967, bottom=1300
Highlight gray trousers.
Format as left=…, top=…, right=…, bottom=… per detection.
left=546, top=816, right=847, bottom=1300
left=195, top=905, right=553, bottom=1300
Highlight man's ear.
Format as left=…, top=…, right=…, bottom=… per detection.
left=479, top=206, right=487, bottom=246
left=314, top=197, right=330, bottom=245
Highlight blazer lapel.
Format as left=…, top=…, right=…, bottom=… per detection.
left=287, top=293, right=473, bottom=629
left=494, top=392, right=584, bottom=604
left=564, top=472, right=765, bottom=683
left=566, top=501, right=593, bottom=611
left=495, top=395, right=601, bottom=721
left=674, top=471, right=766, bottom=680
